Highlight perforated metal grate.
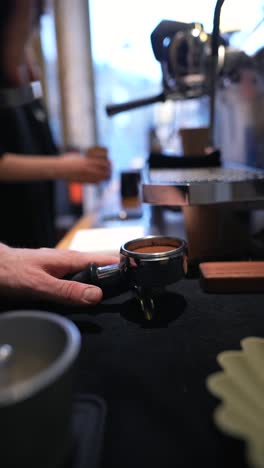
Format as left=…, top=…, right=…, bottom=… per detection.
left=149, top=167, right=264, bottom=184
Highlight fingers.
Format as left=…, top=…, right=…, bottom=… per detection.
left=60, top=250, right=119, bottom=267
left=39, top=274, right=104, bottom=305
left=89, top=159, right=112, bottom=174
left=86, top=146, right=108, bottom=159
left=82, top=159, right=112, bottom=182
left=44, top=249, right=119, bottom=276
left=86, top=154, right=112, bottom=171
left=80, top=254, right=119, bottom=266
left=60, top=154, right=111, bottom=183
left=3, top=248, right=115, bottom=306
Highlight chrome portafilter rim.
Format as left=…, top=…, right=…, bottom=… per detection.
left=120, top=235, right=187, bottom=260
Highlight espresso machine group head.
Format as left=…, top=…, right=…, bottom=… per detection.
left=105, top=20, right=217, bottom=117
left=105, top=20, right=215, bottom=117
left=106, top=0, right=253, bottom=149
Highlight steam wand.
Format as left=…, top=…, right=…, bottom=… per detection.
left=106, top=92, right=166, bottom=117
left=208, top=0, right=225, bottom=147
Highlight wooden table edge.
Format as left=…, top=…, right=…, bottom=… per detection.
left=56, top=214, right=97, bottom=249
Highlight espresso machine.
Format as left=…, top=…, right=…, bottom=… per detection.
left=106, top=0, right=264, bottom=264
left=62, top=0, right=264, bottom=321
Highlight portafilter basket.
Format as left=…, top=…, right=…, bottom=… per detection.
left=69, top=235, right=187, bottom=320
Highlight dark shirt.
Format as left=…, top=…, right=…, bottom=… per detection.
left=0, top=98, right=58, bottom=248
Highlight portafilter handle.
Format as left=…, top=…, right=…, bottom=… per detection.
left=106, top=92, right=166, bottom=116
left=65, top=263, right=129, bottom=299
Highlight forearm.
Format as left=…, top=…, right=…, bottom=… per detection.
left=0, top=153, right=62, bottom=181
left=0, top=151, right=112, bottom=183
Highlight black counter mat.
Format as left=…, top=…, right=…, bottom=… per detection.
left=63, top=394, right=106, bottom=468
left=2, top=279, right=264, bottom=468
left=62, top=279, right=264, bottom=468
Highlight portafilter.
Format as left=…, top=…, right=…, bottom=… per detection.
left=68, top=235, right=187, bottom=320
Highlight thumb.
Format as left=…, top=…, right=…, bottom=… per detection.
left=48, top=278, right=103, bottom=305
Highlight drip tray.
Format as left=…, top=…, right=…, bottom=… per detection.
left=143, top=166, right=264, bottom=205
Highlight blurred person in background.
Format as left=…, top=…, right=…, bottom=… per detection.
left=0, top=0, right=111, bottom=249
left=0, top=0, right=117, bottom=307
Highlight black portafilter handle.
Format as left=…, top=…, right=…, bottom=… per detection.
left=105, top=92, right=166, bottom=116
left=65, top=263, right=130, bottom=300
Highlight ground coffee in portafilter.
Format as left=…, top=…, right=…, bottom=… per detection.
left=131, top=245, right=177, bottom=254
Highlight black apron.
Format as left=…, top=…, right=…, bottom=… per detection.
left=0, top=98, right=58, bottom=248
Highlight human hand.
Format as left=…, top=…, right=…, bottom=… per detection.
left=0, top=244, right=119, bottom=306
left=85, top=146, right=108, bottom=160
left=58, top=152, right=112, bottom=183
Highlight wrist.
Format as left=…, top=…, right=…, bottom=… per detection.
left=46, top=156, right=65, bottom=179
left=54, top=153, right=83, bottom=181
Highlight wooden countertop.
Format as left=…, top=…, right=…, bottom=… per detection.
left=56, top=189, right=142, bottom=250
left=56, top=214, right=97, bottom=249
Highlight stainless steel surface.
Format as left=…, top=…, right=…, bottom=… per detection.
left=0, top=81, right=42, bottom=109
left=97, top=263, right=121, bottom=281
left=0, top=310, right=80, bottom=403
left=0, top=310, right=81, bottom=468
left=120, top=235, right=187, bottom=289
left=0, top=344, right=13, bottom=366
left=143, top=167, right=264, bottom=206
left=136, top=292, right=155, bottom=321
left=0, top=344, right=13, bottom=389
left=119, top=235, right=187, bottom=319
left=121, top=235, right=185, bottom=259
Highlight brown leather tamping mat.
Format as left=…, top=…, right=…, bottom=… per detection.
left=199, top=261, right=264, bottom=293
